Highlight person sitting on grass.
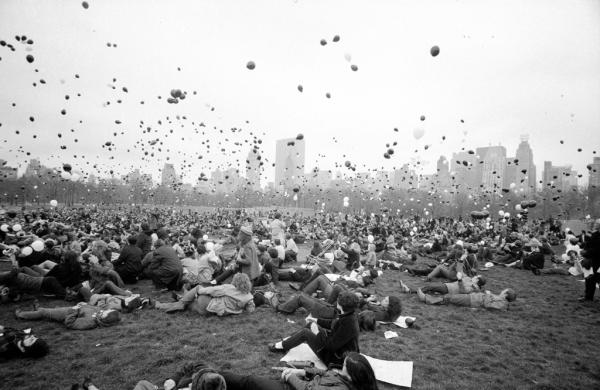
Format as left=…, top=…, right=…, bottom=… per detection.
left=220, top=352, right=378, bottom=390
left=417, top=287, right=517, bottom=311
left=113, top=235, right=143, bottom=284
left=284, top=233, right=299, bottom=263
left=141, top=239, right=183, bottom=291
left=268, top=291, right=360, bottom=367
left=0, top=325, right=49, bottom=361
left=152, top=272, right=255, bottom=316
left=15, top=301, right=121, bottom=330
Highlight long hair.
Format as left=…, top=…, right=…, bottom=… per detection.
left=344, top=352, right=378, bottom=390
left=231, top=273, right=252, bottom=294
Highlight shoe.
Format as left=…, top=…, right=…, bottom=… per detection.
left=142, top=298, right=156, bottom=309
left=210, top=280, right=217, bottom=285
left=268, top=342, right=285, bottom=353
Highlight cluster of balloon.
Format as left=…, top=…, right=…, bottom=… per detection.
left=520, top=200, right=537, bottom=209
left=470, top=210, right=490, bottom=220
left=343, top=196, right=349, bottom=208
left=167, top=89, right=186, bottom=104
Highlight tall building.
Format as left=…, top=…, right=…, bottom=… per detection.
left=503, top=157, right=517, bottom=190
left=477, top=146, right=506, bottom=192
left=210, top=169, right=224, bottom=193
left=514, top=135, right=537, bottom=192
left=588, top=157, right=600, bottom=189
left=392, top=164, right=416, bottom=190
left=275, top=138, right=305, bottom=189
left=543, top=161, right=577, bottom=192
left=436, top=156, right=451, bottom=189
left=161, top=163, right=178, bottom=187
left=452, top=152, right=478, bottom=190
left=308, top=169, right=331, bottom=189
left=245, top=150, right=262, bottom=191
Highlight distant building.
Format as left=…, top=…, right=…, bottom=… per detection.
left=514, top=135, right=537, bottom=193
left=161, top=163, right=178, bottom=187
left=588, top=157, right=600, bottom=189
left=435, top=156, right=451, bottom=189
left=275, top=138, right=305, bottom=189
left=245, top=150, right=262, bottom=191
left=503, top=157, right=517, bottom=190
left=308, top=169, right=331, bottom=189
left=452, top=152, right=478, bottom=190
left=392, top=164, right=416, bottom=190
left=477, top=146, right=506, bottom=192
left=543, top=161, right=577, bottom=192
left=0, top=159, right=17, bottom=180
left=23, top=158, right=52, bottom=179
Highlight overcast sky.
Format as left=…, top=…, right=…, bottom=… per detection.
left=0, top=0, right=599, bottom=186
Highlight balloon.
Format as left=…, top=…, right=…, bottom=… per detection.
left=297, top=85, right=303, bottom=92
left=50, top=200, right=58, bottom=207
left=293, top=194, right=298, bottom=201
left=333, top=35, right=340, bottom=42
left=350, top=64, right=358, bottom=71
left=31, top=240, right=44, bottom=252
left=0, top=224, right=8, bottom=232
left=292, top=186, right=300, bottom=193
left=504, top=212, right=510, bottom=218
left=509, top=183, right=516, bottom=189
left=202, top=234, right=209, bottom=241
left=26, top=54, right=34, bottom=63
left=343, top=196, right=349, bottom=202
left=21, top=246, right=33, bottom=256
left=499, top=210, right=505, bottom=217
left=344, top=53, right=352, bottom=62
left=246, top=61, right=255, bottom=70
left=61, top=172, right=72, bottom=180
left=430, top=45, right=440, bottom=57
left=82, top=1, right=89, bottom=9
left=12, top=224, right=22, bottom=232
left=63, top=163, right=72, bottom=172
left=296, top=133, right=304, bottom=140
left=413, top=127, right=425, bottom=140
left=368, top=235, right=374, bottom=243
left=515, top=204, right=522, bottom=212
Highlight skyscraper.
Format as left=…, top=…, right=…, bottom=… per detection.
left=514, top=135, right=537, bottom=193
left=161, top=163, right=178, bottom=187
left=476, top=146, right=506, bottom=192
left=588, top=157, right=600, bottom=189
left=436, top=155, right=451, bottom=189
left=246, top=150, right=262, bottom=191
left=275, top=138, right=305, bottom=189
left=543, top=161, right=577, bottom=192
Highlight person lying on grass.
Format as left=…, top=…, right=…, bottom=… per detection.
left=15, top=301, right=121, bottom=330
left=268, top=291, right=360, bottom=367
left=417, top=287, right=517, bottom=311
left=152, top=272, right=255, bottom=315
left=0, top=324, right=49, bottom=361
left=133, top=362, right=226, bottom=390
left=399, top=274, right=486, bottom=295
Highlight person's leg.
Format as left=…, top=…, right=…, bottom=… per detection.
left=16, top=307, right=71, bottom=322
left=188, top=294, right=211, bottom=315
left=220, top=372, right=285, bottom=390
left=308, top=298, right=336, bottom=319
left=97, top=280, right=131, bottom=296
left=276, top=294, right=302, bottom=314
left=39, top=260, right=57, bottom=270
left=422, top=283, right=449, bottom=294
left=302, top=275, right=332, bottom=297
left=107, top=270, right=125, bottom=288
left=426, top=265, right=444, bottom=280
left=326, top=284, right=345, bottom=304
left=18, top=267, right=42, bottom=277
left=584, top=273, right=598, bottom=301
left=40, top=277, right=66, bottom=297
left=443, top=294, right=472, bottom=307
left=30, top=265, right=49, bottom=276
left=214, top=268, right=235, bottom=284
left=281, top=327, right=326, bottom=353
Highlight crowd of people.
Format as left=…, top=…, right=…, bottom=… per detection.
left=1, top=204, right=599, bottom=389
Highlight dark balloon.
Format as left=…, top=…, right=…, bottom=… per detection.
left=26, top=54, right=34, bottom=63
left=333, top=35, right=340, bottom=42
left=82, top=1, right=89, bottom=9
left=350, top=64, right=358, bottom=71
left=297, top=85, right=303, bottom=92
left=296, top=134, right=304, bottom=140
left=246, top=61, right=255, bottom=70
left=430, top=46, right=440, bottom=57
left=63, top=163, right=72, bottom=172
left=320, top=39, right=327, bottom=46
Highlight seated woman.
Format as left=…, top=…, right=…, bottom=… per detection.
left=221, top=352, right=378, bottom=390
left=153, top=273, right=255, bottom=316
left=417, top=288, right=517, bottom=311
left=268, top=291, right=360, bottom=367
left=0, top=325, right=49, bottom=361
left=15, top=302, right=121, bottom=330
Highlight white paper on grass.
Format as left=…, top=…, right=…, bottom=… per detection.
left=384, top=330, right=398, bottom=339
left=325, top=273, right=341, bottom=282
left=378, top=316, right=416, bottom=329
left=281, top=344, right=413, bottom=388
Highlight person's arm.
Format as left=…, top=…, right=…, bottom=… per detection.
left=64, top=309, right=97, bottom=330
left=316, top=317, right=333, bottom=330
left=244, top=299, right=256, bottom=313
left=235, top=246, right=252, bottom=265
left=323, top=317, right=356, bottom=352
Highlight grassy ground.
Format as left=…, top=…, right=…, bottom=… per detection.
left=1, top=245, right=600, bottom=390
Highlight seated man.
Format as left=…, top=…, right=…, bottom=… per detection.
left=141, top=239, right=183, bottom=291
left=284, top=233, right=299, bottom=263
left=268, top=291, right=360, bottom=366
left=113, top=235, right=143, bottom=284
left=0, top=267, right=72, bottom=299
left=417, top=288, right=517, bottom=311
left=0, top=325, right=49, bottom=361
left=15, top=302, right=121, bottom=330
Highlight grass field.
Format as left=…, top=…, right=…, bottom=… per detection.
left=1, top=245, right=600, bottom=390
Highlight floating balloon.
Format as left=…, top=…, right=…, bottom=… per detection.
left=246, top=61, right=255, bottom=70
left=50, top=200, right=58, bottom=207
left=63, top=163, right=72, bottom=172
left=344, top=53, right=352, bottom=62
left=498, top=210, right=505, bottom=217
left=430, top=45, right=440, bottom=57
left=0, top=224, right=8, bottom=232
left=413, top=127, right=425, bottom=140
left=82, top=1, right=89, bottom=9
left=515, top=204, right=522, bottom=212
left=21, top=246, right=33, bottom=256
left=31, top=240, right=44, bottom=252
left=332, top=35, right=340, bottom=42
left=293, top=194, right=298, bottom=201
left=297, top=85, right=303, bottom=92
left=368, top=235, right=374, bottom=243
left=509, top=183, right=516, bottom=189
left=12, top=224, right=22, bottom=232
left=26, top=54, right=34, bottom=63
left=350, top=64, right=358, bottom=71
left=296, top=133, right=304, bottom=140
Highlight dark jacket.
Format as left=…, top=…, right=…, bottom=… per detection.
left=0, top=327, right=28, bottom=361
left=582, top=231, right=600, bottom=270
left=136, top=232, right=153, bottom=257
left=113, top=245, right=143, bottom=276
left=317, top=310, right=360, bottom=365
left=46, top=261, right=83, bottom=288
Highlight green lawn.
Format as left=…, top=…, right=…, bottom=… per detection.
left=1, top=245, right=600, bottom=390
